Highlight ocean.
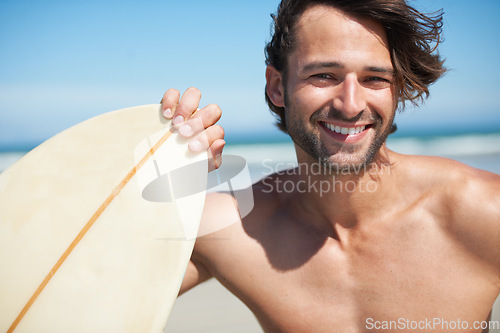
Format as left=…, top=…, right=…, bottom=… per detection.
left=1, top=132, right=500, bottom=178
left=223, top=132, right=500, bottom=182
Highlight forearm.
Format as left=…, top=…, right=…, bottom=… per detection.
left=179, top=259, right=213, bottom=296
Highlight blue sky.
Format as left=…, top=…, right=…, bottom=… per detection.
left=0, top=0, right=499, bottom=149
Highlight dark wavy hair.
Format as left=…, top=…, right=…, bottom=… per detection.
left=265, top=0, right=446, bottom=133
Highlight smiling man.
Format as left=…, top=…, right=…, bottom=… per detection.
left=266, top=3, right=397, bottom=173
left=162, top=0, right=500, bottom=332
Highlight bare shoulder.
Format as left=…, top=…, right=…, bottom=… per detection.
left=394, top=152, right=500, bottom=214
left=191, top=177, right=283, bottom=270
left=395, top=152, right=500, bottom=267
left=394, top=152, right=500, bottom=207
left=196, top=176, right=283, bottom=240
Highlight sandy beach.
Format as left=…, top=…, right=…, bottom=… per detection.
left=165, top=280, right=263, bottom=332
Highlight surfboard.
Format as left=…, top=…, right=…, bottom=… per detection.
left=0, top=104, right=208, bottom=332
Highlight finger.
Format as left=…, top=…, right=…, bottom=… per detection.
left=177, top=103, right=223, bottom=138
left=190, top=104, right=222, bottom=129
left=178, top=117, right=204, bottom=138
left=160, top=88, right=180, bottom=119
left=172, top=87, right=201, bottom=126
left=207, top=139, right=225, bottom=172
left=188, top=125, right=225, bottom=152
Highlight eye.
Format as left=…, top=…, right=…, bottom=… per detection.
left=366, top=76, right=388, bottom=82
left=311, top=73, right=333, bottom=80
left=308, top=73, right=338, bottom=87
left=364, top=76, right=392, bottom=89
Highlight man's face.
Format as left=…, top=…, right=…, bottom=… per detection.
left=280, top=5, right=396, bottom=172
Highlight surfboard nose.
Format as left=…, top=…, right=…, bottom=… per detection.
left=0, top=105, right=208, bottom=333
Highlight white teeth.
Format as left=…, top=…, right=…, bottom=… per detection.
left=323, top=122, right=367, bottom=135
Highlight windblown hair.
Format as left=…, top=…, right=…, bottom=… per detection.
left=265, top=0, right=446, bottom=133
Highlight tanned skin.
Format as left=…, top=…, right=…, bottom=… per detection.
left=173, top=5, right=500, bottom=333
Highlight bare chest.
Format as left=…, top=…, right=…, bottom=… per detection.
left=219, top=217, right=497, bottom=332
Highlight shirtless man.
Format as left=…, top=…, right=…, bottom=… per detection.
left=161, top=0, right=500, bottom=332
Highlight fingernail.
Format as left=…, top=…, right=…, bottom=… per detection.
left=179, top=124, right=193, bottom=137
left=188, top=139, right=203, bottom=152
left=173, top=115, right=184, bottom=125
left=163, top=108, right=172, bottom=118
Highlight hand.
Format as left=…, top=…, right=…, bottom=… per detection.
left=160, top=87, right=225, bottom=171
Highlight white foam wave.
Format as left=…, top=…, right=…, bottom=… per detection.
left=387, top=133, right=500, bottom=157
left=2, top=133, right=499, bottom=176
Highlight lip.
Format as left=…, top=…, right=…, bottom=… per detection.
left=318, top=121, right=372, bottom=143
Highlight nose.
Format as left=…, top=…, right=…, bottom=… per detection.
left=332, top=74, right=366, bottom=118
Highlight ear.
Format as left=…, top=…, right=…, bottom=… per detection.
left=265, top=65, right=285, bottom=108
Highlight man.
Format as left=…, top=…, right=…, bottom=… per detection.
left=162, top=0, right=500, bottom=332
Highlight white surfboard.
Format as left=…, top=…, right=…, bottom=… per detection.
left=0, top=104, right=207, bottom=333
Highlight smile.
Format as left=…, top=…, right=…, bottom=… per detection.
left=319, top=121, right=373, bottom=143
left=321, top=122, right=367, bottom=135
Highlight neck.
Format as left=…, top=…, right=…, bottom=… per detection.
left=289, top=144, right=397, bottom=235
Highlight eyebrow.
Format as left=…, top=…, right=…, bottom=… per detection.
left=366, top=66, right=394, bottom=74
left=301, top=61, right=342, bottom=72
left=300, top=61, right=394, bottom=75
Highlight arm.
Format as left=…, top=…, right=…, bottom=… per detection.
left=178, top=191, right=244, bottom=295
left=179, top=258, right=213, bottom=296
left=449, top=167, right=500, bottom=275
left=159, top=88, right=226, bottom=294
